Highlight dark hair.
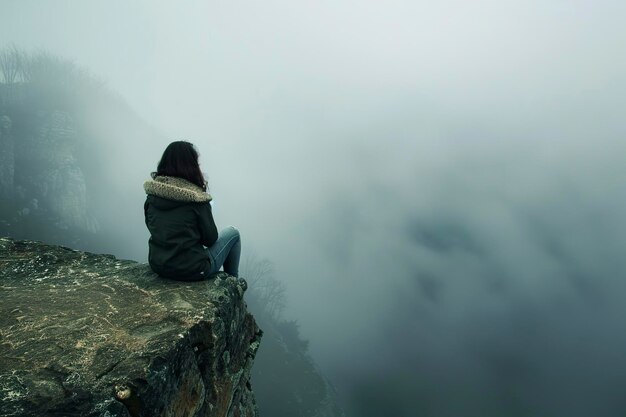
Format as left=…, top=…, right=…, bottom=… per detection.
left=151, top=141, right=207, bottom=191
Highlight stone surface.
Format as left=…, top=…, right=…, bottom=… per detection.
left=0, top=238, right=262, bottom=417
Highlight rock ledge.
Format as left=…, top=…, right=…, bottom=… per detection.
left=0, top=238, right=261, bottom=417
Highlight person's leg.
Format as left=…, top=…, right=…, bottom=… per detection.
left=206, top=226, right=241, bottom=277
left=222, top=228, right=241, bottom=277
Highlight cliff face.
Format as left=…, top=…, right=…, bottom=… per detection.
left=0, top=110, right=97, bottom=235
left=251, top=318, right=345, bottom=417
left=0, top=114, right=14, bottom=201
left=17, top=110, right=97, bottom=233
left=0, top=238, right=262, bottom=417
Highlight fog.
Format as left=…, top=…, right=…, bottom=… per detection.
left=3, top=0, right=626, bottom=415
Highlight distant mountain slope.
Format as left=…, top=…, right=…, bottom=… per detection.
left=0, top=48, right=162, bottom=254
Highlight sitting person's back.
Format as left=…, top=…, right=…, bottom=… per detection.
left=143, top=141, right=241, bottom=281
left=144, top=175, right=217, bottom=281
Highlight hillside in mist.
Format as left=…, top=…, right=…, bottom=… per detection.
left=0, top=47, right=160, bottom=255
left=0, top=47, right=343, bottom=417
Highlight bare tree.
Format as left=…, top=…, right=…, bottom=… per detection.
left=23, top=51, right=76, bottom=85
left=242, top=252, right=287, bottom=320
left=0, top=45, right=22, bottom=84
left=242, top=253, right=274, bottom=287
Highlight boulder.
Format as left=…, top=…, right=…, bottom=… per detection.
left=0, top=237, right=262, bottom=417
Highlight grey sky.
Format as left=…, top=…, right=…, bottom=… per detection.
left=2, top=0, right=626, bottom=415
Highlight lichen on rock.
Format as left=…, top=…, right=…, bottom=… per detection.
left=0, top=237, right=262, bottom=417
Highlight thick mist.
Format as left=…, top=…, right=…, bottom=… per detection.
left=2, top=1, right=626, bottom=415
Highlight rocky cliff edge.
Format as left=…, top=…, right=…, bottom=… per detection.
left=0, top=238, right=262, bottom=417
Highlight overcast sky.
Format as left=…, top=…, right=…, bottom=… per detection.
left=2, top=1, right=626, bottom=415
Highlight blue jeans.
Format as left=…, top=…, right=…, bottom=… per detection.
left=205, top=226, right=241, bottom=278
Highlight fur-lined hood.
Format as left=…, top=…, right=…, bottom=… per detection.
left=143, top=175, right=212, bottom=203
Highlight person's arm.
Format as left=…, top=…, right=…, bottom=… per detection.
left=143, top=199, right=150, bottom=227
left=198, top=202, right=218, bottom=247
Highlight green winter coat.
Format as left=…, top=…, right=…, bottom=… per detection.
left=143, top=175, right=218, bottom=281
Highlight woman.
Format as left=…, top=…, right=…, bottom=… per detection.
left=143, top=141, right=241, bottom=281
